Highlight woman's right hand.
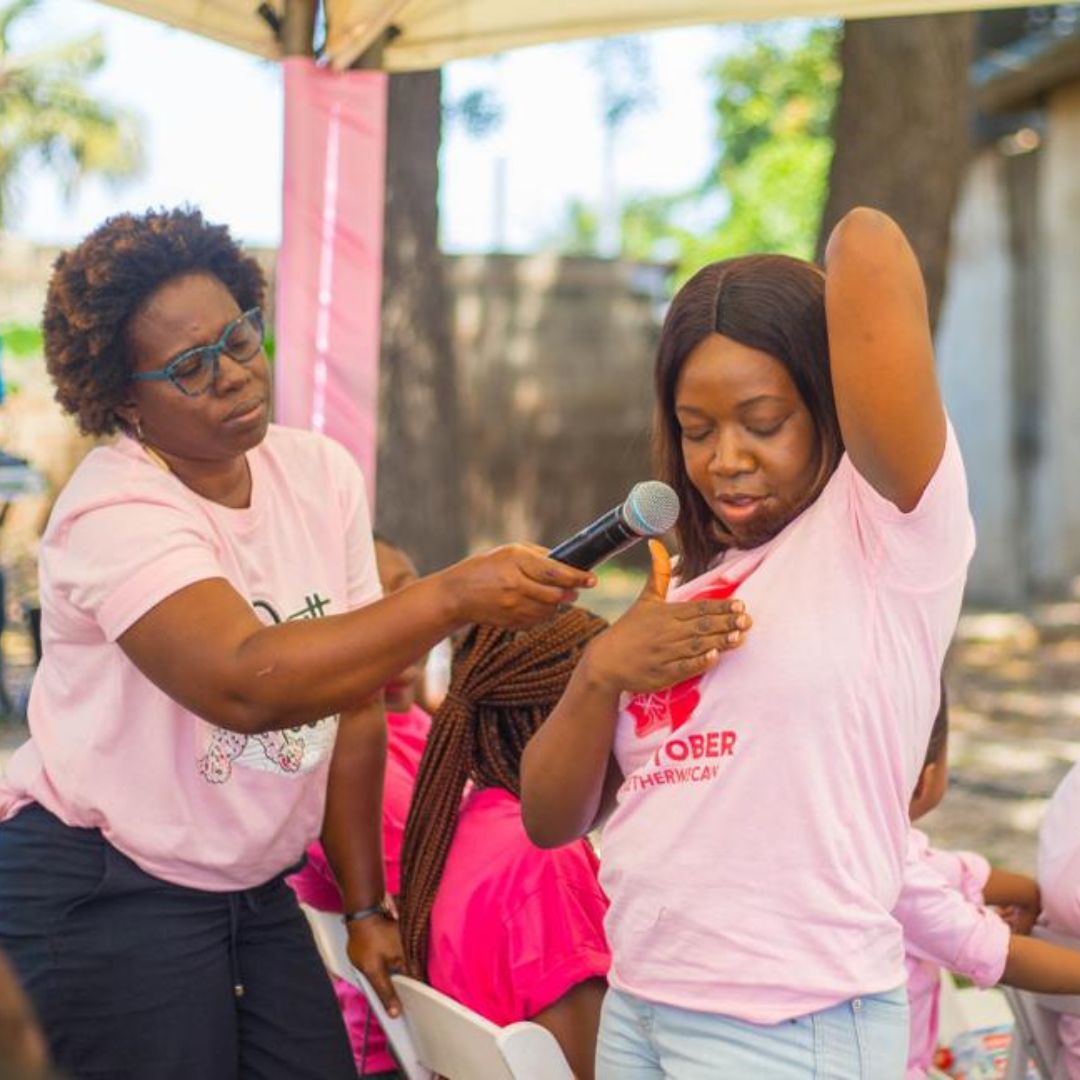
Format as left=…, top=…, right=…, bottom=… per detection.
left=442, top=544, right=597, bottom=629
left=582, top=540, right=751, bottom=695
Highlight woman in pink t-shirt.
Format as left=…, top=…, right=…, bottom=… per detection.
left=522, top=209, right=979, bottom=1077
left=399, top=606, right=613, bottom=1080
left=0, top=207, right=601, bottom=1080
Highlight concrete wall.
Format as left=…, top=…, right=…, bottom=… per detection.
left=1032, top=81, right=1080, bottom=594
left=937, top=151, right=1020, bottom=604
left=449, top=254, right=665, bottom=554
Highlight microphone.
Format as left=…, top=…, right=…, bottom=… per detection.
left=549, top=481, right=680, bottom=570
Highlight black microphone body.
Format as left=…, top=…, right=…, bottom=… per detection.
left=549, top=505, right=642, bottom=570
left=548, top=481, right=681, bottom=571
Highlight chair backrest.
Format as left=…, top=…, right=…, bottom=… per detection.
left=1003, top=925, right=1080, bottom=1080
left=391, top=974, right=575, bottom=1080
left=301, top=905, right=432, bottom=1080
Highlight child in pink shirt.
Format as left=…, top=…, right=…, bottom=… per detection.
left=400, top=607, right=612, bottom=1080
left=897, top=687, right=1080, bottom=1078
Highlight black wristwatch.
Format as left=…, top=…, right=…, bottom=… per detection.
left=342, top=900, right=394, bottom=925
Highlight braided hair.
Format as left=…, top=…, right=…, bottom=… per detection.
left=398, top=605, right=608, bottom=978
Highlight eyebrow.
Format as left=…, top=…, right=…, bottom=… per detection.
left=675, top=394, right=790, bottom=417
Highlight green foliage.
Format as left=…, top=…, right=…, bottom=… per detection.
left=0, top=321, right=42, bottom=358
left=565, top=23, right=841, bottom=282
left=0, top=0, right=142, bottom=226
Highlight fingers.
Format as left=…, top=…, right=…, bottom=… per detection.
left=366, top=960, right=403, bottom=1018
left=642, top=540, right=672, bottom=600
left=518, top=547, right=597, bottom=591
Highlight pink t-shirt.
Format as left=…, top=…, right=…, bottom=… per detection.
left=895, top=827, right=1010, bottom=1078
left=428, top=787, right=611, bottom=1027
left=601, top=424, right=975, bottom=1023
left=288, top=705, right=431, bottom=1076
left=1038, top=762, right=1080, bottom=1079
left=0, top=425, right=380, bottom=891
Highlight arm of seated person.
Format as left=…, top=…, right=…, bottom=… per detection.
left=531, top=977, right=607, bottom=1080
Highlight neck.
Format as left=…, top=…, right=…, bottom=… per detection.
left=143, top=440, right=252, bottom=509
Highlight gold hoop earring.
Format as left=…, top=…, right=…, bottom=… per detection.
left=134, top=417, right=145, bottom=442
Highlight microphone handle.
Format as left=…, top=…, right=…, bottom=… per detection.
left=548, top=506, right=639, bottom=570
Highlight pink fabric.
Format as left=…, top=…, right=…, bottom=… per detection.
left=1038, top=762, right=1080, bottom=1079
left=601, top=424, right=975, bottom=1023
left=0, top=426, right=380, bottom=890
left=428, top=787, right=611, bottom=1027
left=895, top=828, right=1010, bottom=1078
left=277, top=58, right=387, bottom=503
left=288, top=705, right=430, bottom=1075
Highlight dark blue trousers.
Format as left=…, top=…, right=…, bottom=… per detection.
left=0, top=804, right=357, bottom=1079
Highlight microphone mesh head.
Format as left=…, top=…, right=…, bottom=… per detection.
left=623, top=481, right=680, bottom=537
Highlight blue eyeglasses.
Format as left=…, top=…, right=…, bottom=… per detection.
left=131, top=308, right=264, bottom=397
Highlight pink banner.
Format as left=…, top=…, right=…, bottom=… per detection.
left=276, top=57, right=387, bottom=504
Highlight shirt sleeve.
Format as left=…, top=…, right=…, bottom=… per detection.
left=922, top=842, right=992, bottom=905
left=325, top=438, right=381, bottom=611
left=844, top=420, right=976, bottom=592
left=894, top=836, right=1010, bottom=989
left=49, top=496, right=225, bottom=642
left=502, top=844, right=611, bottom=1021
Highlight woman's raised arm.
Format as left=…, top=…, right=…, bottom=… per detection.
left=824, top=207, right=947, bottom=511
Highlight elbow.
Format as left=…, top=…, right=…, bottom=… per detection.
left=521, top=800, right=569, bottom=850
left=825, top=206, right=904, bottom=265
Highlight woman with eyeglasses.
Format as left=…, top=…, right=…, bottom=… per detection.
left=0, top=206, right=656, bottom=1080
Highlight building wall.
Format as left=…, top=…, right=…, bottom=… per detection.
left=1032, top=80, right=1080, bottom=594
left=937, top=151, right=1019, bottom=604
left=448, top=254, right=666, bottom=555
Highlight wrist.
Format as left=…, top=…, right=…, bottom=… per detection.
left=343, top=899, right=395, bottom=928
left=578, top=641, right=624, bottom=698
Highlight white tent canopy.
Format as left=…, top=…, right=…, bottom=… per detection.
left=102, top=0, right=1030, bottom=70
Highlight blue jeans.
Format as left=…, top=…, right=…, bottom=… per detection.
left=597, top=985, right=909, bottom=1079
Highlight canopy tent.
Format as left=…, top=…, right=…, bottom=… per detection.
left=98, top=0, right=1030, bottom=69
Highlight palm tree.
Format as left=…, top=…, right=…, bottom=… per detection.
left=0, top=0, right=141, bottom=227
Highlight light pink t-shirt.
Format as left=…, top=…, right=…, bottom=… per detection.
left=0, top=425, right=380, bottom=891
left=601, top=424, right=974, bottom=1023
left=428, top=787, right=611, bottom=1027
left=896, top=827, right=1009, bottom=1078
left=288, top=705, right=431, bottom=1076
left=1038, top=762, right=1080, bottom=1079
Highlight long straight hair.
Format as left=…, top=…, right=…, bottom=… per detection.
left=654, top=255, right=844, bottom=581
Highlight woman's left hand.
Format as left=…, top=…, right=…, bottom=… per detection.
left=346, top=914, right=405, bottom=1017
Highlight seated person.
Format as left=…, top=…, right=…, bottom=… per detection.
left=289, top=536, right=428, bottom=1078
left=399, top=606, right=612, bottom=1080
left=1038, top=758, right=1080, bottom=1079
left=897, top=684, right=1080, bottom=1078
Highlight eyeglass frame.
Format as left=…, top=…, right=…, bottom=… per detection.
left=130, top=307, right=265, bottom=397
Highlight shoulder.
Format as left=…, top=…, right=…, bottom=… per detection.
left=46, top=438, right=197, bottom=543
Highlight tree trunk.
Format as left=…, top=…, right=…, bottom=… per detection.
left=375, top=70, right=466, bottom=573
left=816, top=14, right=975, bottom=330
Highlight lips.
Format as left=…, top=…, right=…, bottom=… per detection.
left=715, top=493, right=767, bottom=524
left=224, top=398, right=264, bottom=423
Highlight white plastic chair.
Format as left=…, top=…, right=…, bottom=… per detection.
left=301, top=904, right=433, bottom=1080
left=1003, top=927, right=1080, bottom=1080
left=390, top=973, right=575, bottom=1080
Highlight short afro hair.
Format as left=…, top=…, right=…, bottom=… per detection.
left=43, top=206, right=267, bottom=436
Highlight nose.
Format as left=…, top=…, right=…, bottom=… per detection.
left=707, top=427, right=754, bottom=478
left=214, top=351, right=252, bottom=394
